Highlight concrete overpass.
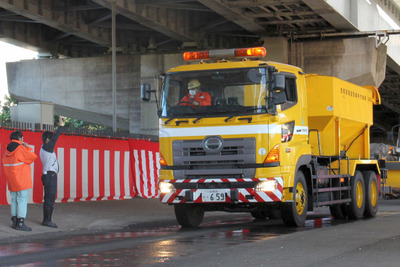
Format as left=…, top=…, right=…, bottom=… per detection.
left=1, top=0, right=400, bottom=139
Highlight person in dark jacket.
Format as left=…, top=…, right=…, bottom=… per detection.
left=2, top=131, right=37, bottom=231
left=40, top=116, right=64, bottom=228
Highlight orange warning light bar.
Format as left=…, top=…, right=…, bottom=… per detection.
left=235, top=47, right=267, bottom=58
left=183, top=50, right=210, bottom=61
left=183, top=47, right=267, bottom=61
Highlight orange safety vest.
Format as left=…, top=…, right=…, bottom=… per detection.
left=2, top=140, right=37, bottom=192
left=180, top=91, right=211, bottom=107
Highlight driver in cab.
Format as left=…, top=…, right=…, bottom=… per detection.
left=179, top=79, right=211, bottom=107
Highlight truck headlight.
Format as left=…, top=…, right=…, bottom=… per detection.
left=159, top=182, right=175, bottom=194
left=255, top=180, right=277, bottom=192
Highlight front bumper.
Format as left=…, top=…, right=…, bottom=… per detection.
left=159, top=177, right=283, bottom=204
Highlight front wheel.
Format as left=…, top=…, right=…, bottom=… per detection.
left=251, top=209, right=281, bottom=220
left=174, top=204, right=204, bottom=227
left=251, top=211, right=267, bottom=220
left=281, top=170, right=307, bottom=227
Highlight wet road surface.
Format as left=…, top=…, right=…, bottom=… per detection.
left=0, top=208, right=346, bottom=266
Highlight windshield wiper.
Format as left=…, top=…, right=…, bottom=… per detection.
left=193, top=117, right=203, bottom=124
left=164, top=117, right=175, bottom=124
left=225, top=115, right=236, bottom=122
left=192, top=109, right=216, bottom=123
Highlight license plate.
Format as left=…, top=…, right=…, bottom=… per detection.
left=202, top=190, right=226, bottom=202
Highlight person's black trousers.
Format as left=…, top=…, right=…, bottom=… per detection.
left=41, top=171, right=57, bottom=209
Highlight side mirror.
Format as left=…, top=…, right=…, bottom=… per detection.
left=141, top=83, right=151, bottom=101
left=272, top=73, right=285, bottom=91
left=265, top=91, right=287, bottom=114
left=247, top=69, right=262, bottom=84
left=272, top=90, right=287, bottom=105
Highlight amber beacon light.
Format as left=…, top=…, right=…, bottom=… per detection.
left=183, top=47, right=267, bottom=61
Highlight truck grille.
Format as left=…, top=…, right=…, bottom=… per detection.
left=183, top=145, right=242, bottom=156
left=173, top=137, right=256, bottom=179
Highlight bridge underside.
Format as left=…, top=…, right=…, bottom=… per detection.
left=0, top=0, right=400, bottom=141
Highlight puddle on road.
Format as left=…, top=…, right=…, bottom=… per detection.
left=19, top=213, right=342, bottom=266
left=8, top=206, right=382, bottom=267
left=0, top=225, right=180, bottom=257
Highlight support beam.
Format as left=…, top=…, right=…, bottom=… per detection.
left=0, top=21, right=57, bottom=54
left=259, top=18, right=325, bottom=25
left=92, top=0, right=193, bottom=42
left=0, top=0, right=111, bottom=47
left=225, top=0, right=303, bottom=8
left=302, top=0, right=357, bottom=31
left=0, top=20, right=106, bottom=57
left=198, top=0, right=265, bottom=33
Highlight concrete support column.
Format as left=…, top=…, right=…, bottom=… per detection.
left=290, top=37, right=387, bottom=87
left=140, top=54, right=184, bottom=136
left=260, top=37, right=289, bottom=64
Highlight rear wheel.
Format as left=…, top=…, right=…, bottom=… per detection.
left=363, top=170, right=379, bottom=217
left=329, top=204, right=348, bottom=219
left=174, top=204, right=204, bottom=227
left=281, top=171, right=307, bottom=227
left=347, top=171, right=365, bottom=219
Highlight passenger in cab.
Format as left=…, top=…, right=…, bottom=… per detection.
left=180, top=79, right=211, bottom=107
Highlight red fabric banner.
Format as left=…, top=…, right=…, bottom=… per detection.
left=0, top=129, right=160, bottom=205
left=129, top=139, right=160, bottom=198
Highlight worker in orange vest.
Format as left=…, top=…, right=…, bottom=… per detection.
left=179, top=79, right=211, bottom=107
left=2, top=131, right=37, bottom=231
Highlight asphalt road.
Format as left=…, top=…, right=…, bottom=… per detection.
left=0, top=199, right=399, bottom=266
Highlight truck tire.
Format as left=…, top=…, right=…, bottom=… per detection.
left=329, top=204, right=347, bottom=219
left=347, top=171, right=365, bottom=219
left=251, top=211, right=267, bottom=219
left=251, top=209, right=281, bottom=220
left=174, top=204, right=204, bottom=227
left=265, top=209, right=282, bottom=219
left=281, top=171, right=307, bottom=227
left=363, top=170, right=378, bottom=217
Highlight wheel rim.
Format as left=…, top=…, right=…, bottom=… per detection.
left=370, top=180, right=377, bottom=207
left=356, top=180, right=364, bottom=208
left=295, top=182, right=306, bottom=215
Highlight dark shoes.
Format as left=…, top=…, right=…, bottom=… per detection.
left=42, top=207, right=58, bottom=228
left=11, top=207, right=58, bottom=231
left=42, top=220, right=58, bottom=228
left=15, top=218, right=32, bottom=231
left=11, top=216, right=17, bottom=229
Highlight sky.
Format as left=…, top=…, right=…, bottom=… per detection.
left=0, top=41, right=37, bottom=105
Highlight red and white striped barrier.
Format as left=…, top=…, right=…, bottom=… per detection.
left=129, top=139, right=160, bottom=198
left=160, top=177, right=283, bottom=204
left=0, top=129, right=160, bottom=205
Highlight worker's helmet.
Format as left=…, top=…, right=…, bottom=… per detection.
left=188, top=79, right=201, bottom=90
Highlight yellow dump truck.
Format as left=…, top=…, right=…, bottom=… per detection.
left=141, top=47, right=382, bottom=227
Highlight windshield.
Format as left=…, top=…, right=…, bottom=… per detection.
left=160, top=67, right=268, bottom=117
